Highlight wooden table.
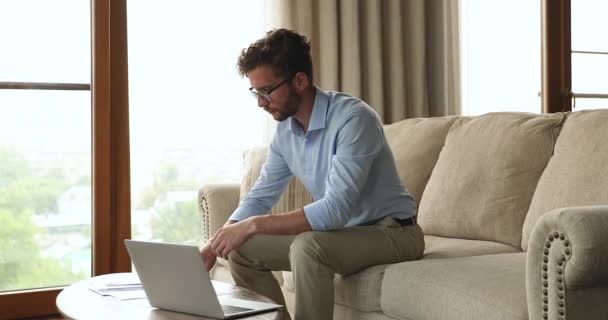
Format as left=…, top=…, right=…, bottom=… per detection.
left=56, top=273, right=282, bottom=320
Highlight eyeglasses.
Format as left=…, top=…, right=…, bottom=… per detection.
left=249, top=78, right=290, bottom=102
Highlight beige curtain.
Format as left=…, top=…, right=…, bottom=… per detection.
left=264, top=0, right=461, bottom=123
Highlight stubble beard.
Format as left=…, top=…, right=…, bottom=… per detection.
left=273, top=87, right=301, bottom=122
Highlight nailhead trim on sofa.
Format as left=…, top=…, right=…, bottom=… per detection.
left=199, top=195, right=211, bottom=243
left=542, top=231, right=572, bottom=320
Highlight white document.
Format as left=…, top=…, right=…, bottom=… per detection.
left=88, top=274, right=235, bottom=301
left=88, top=273, right=146, bottom=300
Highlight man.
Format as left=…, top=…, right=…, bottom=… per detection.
left=200, top=29, right=424, bottom=320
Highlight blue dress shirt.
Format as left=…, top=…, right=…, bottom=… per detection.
left=229, top=87, right=417, bottom=231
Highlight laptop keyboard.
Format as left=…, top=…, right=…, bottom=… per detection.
left=222, top=304, right=254, bottom=315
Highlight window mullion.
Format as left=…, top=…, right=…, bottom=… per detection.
left=91, top=0, right=131, bottom=277
left=541, top=0, right=572, bottom=113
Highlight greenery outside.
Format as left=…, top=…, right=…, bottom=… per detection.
left=0, top=146, right=86, bottom=291
left=1, top=145, right=217, bottom=292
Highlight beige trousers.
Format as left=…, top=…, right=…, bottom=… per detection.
left=227, top=217, right=425, bottom=320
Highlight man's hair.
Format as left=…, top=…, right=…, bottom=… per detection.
left=237, top=28, right=313, bottom=83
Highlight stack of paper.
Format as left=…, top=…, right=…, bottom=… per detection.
left=88, top=273, right=147, bottom=300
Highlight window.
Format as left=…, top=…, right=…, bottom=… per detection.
left=571, top=0, right=608, bottom=110
left=127, top=0, right=267, bottom=245
left=0, top=0, right=92, bottom=294
left=0, top=1, right=96, bottom=318
left=460, top=0, right=542, bottom=115
left=0, top=1, right=127, bottom=318
left=463, top=1, right=607, bottom=114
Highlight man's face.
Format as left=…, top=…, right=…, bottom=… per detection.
left=248, top=66, right=300, bottom=121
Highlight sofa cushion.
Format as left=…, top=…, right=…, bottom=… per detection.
left=240, top=146, right=268, bottom=202
left=418, top=112, right=565, bottom=247
left=334, top=304, right=396, bottom=320
left=521, top=109, right=608, bottom=250
left=384, top=116, right=458, bottom=205
left=423, top=235, right=521, bottom=259
left=240, top=146, right=313, bottom=214
left=282, top=264, right=387, bottom=312
left=381, top=252, right=528, bottom=320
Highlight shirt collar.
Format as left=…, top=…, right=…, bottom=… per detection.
left=288, top=87, right=329, bottom=135
left=308, top=87, right=329, bottom=132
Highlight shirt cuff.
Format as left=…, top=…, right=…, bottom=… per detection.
left=228, top=205, right=255, bottom=222
left=303, top=200, right=330, bottom=231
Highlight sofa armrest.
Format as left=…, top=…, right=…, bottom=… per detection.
left=198, top=184, right=240, bottom=243
left=526, top=205, right=608, bottom=320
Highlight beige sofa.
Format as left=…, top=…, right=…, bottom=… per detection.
left=198, top=110, right=608, bottom=320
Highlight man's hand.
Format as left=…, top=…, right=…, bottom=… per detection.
left=204, top=210, right=310, bottom=264
left=200, top=244, right=217, bottom=272
left=210, top=219, right=257, bottom=259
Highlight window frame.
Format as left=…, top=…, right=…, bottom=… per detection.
left=540, top=0, right=608, bottom=112
left=541, top=0, right=573, bottom=113
left=0, top=0, right=131, bottom=318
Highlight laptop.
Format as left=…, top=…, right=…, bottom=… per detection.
left=124, top=240, right=282, bottom=319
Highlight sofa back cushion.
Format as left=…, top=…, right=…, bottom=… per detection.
left=521, top=110, right=608, bottom=250
left=240, top=146, right=267, bottom=202
left=418, top=112, right=565, bottom=247
left=240, top=147, right=313, bottom=214
left=384, top=117, right=458, bottom=205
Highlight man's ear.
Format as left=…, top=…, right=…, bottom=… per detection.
left=293, top=72, right=309, bottom=91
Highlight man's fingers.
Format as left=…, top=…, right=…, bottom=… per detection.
left=209, top=231, right=218, bottom=243
left=211, top=235, right=222, bottom=254
left=214, top=243, right=225, bottom=258
left=221, top=241, right=234, bottom=259
left=221, top=248, right=229, bottom=259
left=208, top=228, right=222, bottom=246
left=202, top=249, right=215, bottom=272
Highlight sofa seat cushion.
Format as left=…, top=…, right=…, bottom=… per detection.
left=418, top=112, right=565, bottom=248
left=283, top=264, right=388, bottom=312
left=381, top=252, right=528, bottom=320
left=334, top=304, right=398, bottom=320
left=423, top=235, right=521, bottom=259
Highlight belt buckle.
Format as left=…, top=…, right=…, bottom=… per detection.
left=398, top=216, right=416, bottom=226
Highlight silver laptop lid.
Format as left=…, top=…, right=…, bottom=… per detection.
left=124, top=240, right=224, bottom=318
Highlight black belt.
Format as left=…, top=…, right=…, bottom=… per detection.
left=394, top=216, right=417, bottom=226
